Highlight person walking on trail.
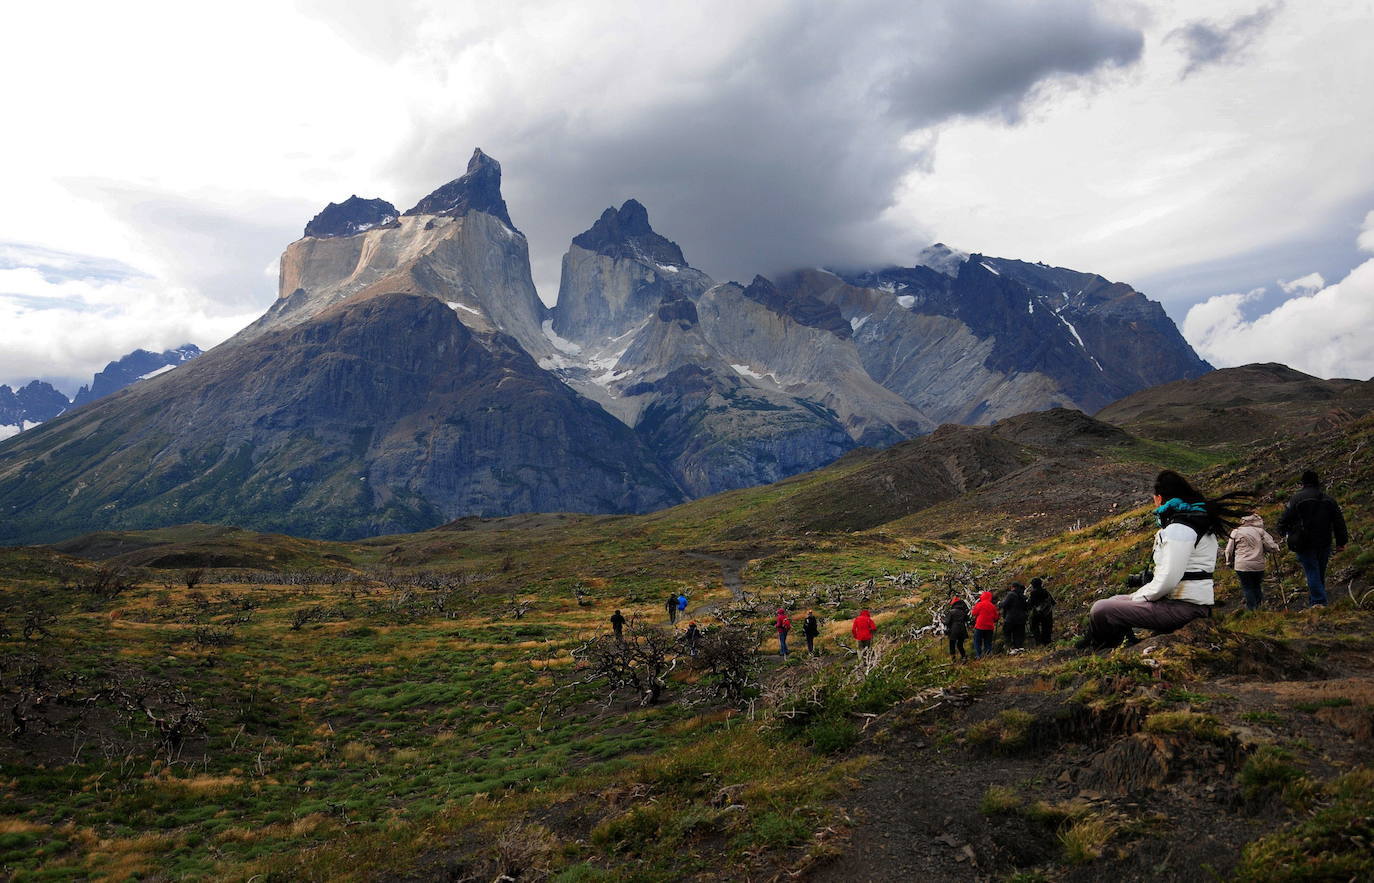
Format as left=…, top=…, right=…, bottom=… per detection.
left=1082, top=470, right=1251, bottom=649
left=970, top=590, right=999, bottom=658
left=775, top=608, right=792, bottom=657
left=1226, top=513, right=1281, bottom=610
left=677, top=593, right=689, bottom=615
left=945, top=596, right=970, bottom=661
left=802, top=611, right=820, bottom=655
left=683, top=621, right=701, bottom=657
left=1027, top=577, right=1055, bottom=646
left=665, top=593, right=678, bottom=624
left=1278, top=470, right=1349, bottom=607
left=851, top=609, right=876, bottom=653
left=610, top=609, right=626, bottom=642
left=999, top=582, right=1029, bottom=649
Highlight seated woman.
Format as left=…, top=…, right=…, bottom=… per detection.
left=1082, top=470, right=1250, bottom=649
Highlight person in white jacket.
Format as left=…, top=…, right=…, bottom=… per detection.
left=1226, top=513, right=1281, bottom=610
left=1082, top=471, right=1252, bottom=649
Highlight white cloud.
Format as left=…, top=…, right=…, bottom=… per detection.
left=1278, top=272, right=1325, bottom=296
left=1184, top=220, right=1374, bottom=380
left=0, top=250, right=257, bottom=393
left=1359, top=210, right=1374, bottom=254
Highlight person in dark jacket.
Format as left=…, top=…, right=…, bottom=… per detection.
left=802, top=611, right=820, bottom=655
left=945, top=597, right=970, bottom=661
left=666, top=593, right=679, bottom=624
left=970, top=591, right=998, bottom=658
left=610, top=609, right=626, bottom=642
left=999, top=582, right=1029, bottom=649
left=1278, top=470, right=1349, bottom=607
left=683, top=621, right=701, bottom=657
left=1026, top=577, right=1055, bottom=646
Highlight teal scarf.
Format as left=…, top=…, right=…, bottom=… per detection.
left=1155, top=497, right=1206, bottom=527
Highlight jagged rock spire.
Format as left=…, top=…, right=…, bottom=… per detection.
left=571, top=199, right=686, bottom=266
left=404, top=148, right=515, bottom=229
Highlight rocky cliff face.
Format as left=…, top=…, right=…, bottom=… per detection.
left=245, top=148, right=550, bottom=361
left=545, top=203, right=930, bottom=493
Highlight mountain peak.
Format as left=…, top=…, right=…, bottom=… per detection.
left=915, top=242, right=969, bottom=277
left=403, top=148, right=515, bottom=229
left=571, top=199, right=686, bottom=266
left=303, top=195, right=399, bottom=239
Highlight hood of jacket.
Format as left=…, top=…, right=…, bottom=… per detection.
left=1240, top=513, right=1263, bottom=527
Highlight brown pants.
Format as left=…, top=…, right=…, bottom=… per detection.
left=1085, top=595, right=1209, bottom=648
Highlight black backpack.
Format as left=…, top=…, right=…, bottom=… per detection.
left=1285, top=498, right=1320, bottom=552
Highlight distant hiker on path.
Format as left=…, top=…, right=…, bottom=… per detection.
left=1027, top=577, right=1055, bottom=646
left=971, top=591, right=998, bottom=658
left=610, top=609, right=625, bottom=642
left=1226, top=513, right=1281, bottom=610
left=999, top=582, right=1029, bottom=649
left=851, top=609, right=876, bottom=653
left=1082, top=470, right=1250, bottom=649
left=666, top=593, right=679, bottom=624
left=1278, top=470, right=1349, bottom=607
left=803, top=611, right=820, bottom=655
left=946, top=596, right=970, bottom=661
left=775, top=608, right=792, bottom=657
left=684, top=621, right=701, bottom=657
left=677, top=593, right=689, bottom=616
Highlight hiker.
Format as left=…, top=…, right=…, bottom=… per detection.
left=1278, top=470, right=1349, bottom=607
left=802, top=610, right=820, bottom=655
left=945, top=596, right=970, bottom=661
left=775, top=608, right=792, bottom=657
left=1082, top=470, right=1251, bottom=649
left=665, top=593, right=678, bottom=624
left=970, top=590, right=999, bottom=658
left=1226, top=513, right=1281, bottom=610
left=999, top=582, right=1029, bottom=649
left=683, top=621, right=701, bottom=657
left=610, top=609, right=626, bottom=641
left=851, top=608, right=876, bottom=652
left=677, top=593, right=689, bottom=616
left=1027, top=577, right=1055, bottom=646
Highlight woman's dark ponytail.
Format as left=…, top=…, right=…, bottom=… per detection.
left=1154, top=470, right=1254, bottom=536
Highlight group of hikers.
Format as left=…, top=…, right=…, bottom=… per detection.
left=770, top=607, right=875, bottom=657
left=944, top=577, right=1057, bottom=660
left=608, top=468, right=1351, bottom=658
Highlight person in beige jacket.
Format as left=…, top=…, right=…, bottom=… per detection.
left=1225, top=513, right=1281, bottom=610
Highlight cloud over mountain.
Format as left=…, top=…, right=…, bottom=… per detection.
left=1184, top=210, right=1374, bottom=380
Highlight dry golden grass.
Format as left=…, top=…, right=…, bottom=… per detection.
left=156, top=775, right=243, bottom=795
left=0, top=818, right=48, bottom=834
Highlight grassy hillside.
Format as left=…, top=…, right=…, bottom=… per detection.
left=2, top=410, right=1372, bottom=879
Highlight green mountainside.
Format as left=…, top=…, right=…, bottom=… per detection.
left=1, top=368, right=1372, bottom=880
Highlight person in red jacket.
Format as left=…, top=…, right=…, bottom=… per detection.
left=970, top=590, right=999, bottom=658
left=775, top=608, right=792, bottom=657
left=851, top=609, right=876, bottom=654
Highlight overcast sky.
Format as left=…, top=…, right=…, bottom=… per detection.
left=3, top=0, right=1373, bottom=393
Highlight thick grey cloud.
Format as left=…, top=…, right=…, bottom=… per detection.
left=375, top=0, right=1146, bottom=299
left=1168, top=4, right=1281, bottom=78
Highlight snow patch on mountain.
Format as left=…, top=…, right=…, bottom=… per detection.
left=138, top=365, right=177, bottom=381
left=542, top=320, right=583, bottom=355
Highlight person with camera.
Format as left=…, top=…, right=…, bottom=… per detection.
left=1081, top=470, right=1250, bottom=650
